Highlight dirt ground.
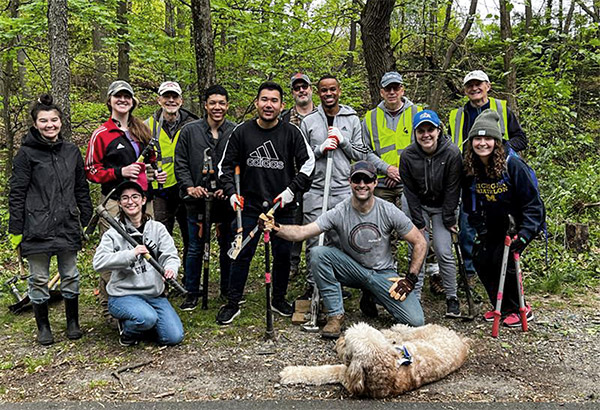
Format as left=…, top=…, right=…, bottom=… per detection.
left=1, top=286, right=599, bottom=403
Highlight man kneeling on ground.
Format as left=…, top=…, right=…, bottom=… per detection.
left=93, top=181, right=184, bottom=346
left=259, top=160, right=427, bottom=338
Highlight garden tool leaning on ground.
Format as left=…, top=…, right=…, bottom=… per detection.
left=452, top=231, right=475, bottom=321
left=491, top=216, right=528, bottom=337
left=200, top=148, right=217, bottom=309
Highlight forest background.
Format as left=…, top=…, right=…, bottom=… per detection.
left=0, top=0, right=598, bottom=299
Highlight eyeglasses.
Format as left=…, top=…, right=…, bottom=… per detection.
left=383, top=84, right=402, bottom=93
left=351, top=174, right=376, bottom=184
left=292, top=84, right=310, bottom=92
left=119, top=193, right=142, bottom=203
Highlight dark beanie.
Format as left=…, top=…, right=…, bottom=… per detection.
left=468, top=109, right=502, bottom=141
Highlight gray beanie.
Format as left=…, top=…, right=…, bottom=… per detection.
left=468, top=109, right=502, bottom=141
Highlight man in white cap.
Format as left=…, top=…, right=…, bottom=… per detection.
left=145, top=81, right=198, bottom=293
left=449, top=70, right=528, bottom=286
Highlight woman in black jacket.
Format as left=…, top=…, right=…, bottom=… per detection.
left=399, top=110, right=463, bottom=317
left=462, top=109, right=544, bottom=327
left=9, top=95, right=93, bottom=345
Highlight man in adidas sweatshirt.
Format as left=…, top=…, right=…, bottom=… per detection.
left=216, top=81, right=315, bottom=325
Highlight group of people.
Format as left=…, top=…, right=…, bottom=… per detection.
left=8, top=68, right=544, bottom=346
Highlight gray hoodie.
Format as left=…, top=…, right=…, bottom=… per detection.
left=93, top=218, right=180, bottom=298
left=300, top=104, right=367, bottom=198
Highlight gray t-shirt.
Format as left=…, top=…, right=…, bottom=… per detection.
left=315, top=197, right=414, bottom=270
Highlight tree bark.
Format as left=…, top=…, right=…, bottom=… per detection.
left=47, top=0, right=72, bottom=141
left=430, top=0, right=478, bottom=110
left=191, top=0, right=216, bottom=117
left=10, top=0, right=30, bottom=101
left=117, top=0, right=130, bottom=81
left=563, top=0, right=575, bottom=32
left=343, top=19, right=358, bottom=76
left=360, top=0, right=396, bottom=107
left=92, top=22, right=109, bottom=100
left=165, top=0, right=176, bottom=38
left=2, top=56, right=15, bottom=175
left=525, top=0, right=533, bottom=32
left=500, top=0, right=517, bottom=113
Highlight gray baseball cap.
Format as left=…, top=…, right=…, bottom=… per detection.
left=380, top=72, right=403, bottom=88
left=107, top=80, right=134, bottom=98
left=290, top=73, right=311, bottom=88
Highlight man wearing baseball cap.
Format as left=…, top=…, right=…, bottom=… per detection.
left=145, top=81, right=198, bottom=302
left=257, top=160, right=426, bottom=338
left=449, top=70, right=528, bottom=289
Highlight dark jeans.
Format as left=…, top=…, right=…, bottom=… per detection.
left=154, top=186, right=189, bottom=264
left=473, top=236, right=522, bottom=314
left=459, top=204, right=477, bottom=277
left=226, top=214, right=293, bottom=305
left=289, top=194, right=304, bottom=270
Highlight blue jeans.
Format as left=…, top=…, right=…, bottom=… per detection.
left=459, top=204, right=477, bottom=277
left=27, top=251, right=79, bottom=304
left=226, top=214, right=293, bottom=305
left=311, top=246, right=424, bottom=327
left=108, top=295, right=184, bottom=345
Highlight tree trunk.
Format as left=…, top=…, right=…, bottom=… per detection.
left=2, top=57, right=15, bottom=175
left=117, top=0, right=130, bottom=81
left=191, top=0, right=216, bottom=117
left=545, top=0, right=553, bottom=26
left=10, top=0, right=30, bottom=101
left=92, top=22, right=109, bottom=100
left=563, top=0, right=575, bottom=33
left=565, top=223, right=589, bottom=252
left=430, top=0, right=478, bottom=110
left=500, top=0, right=518, bottom=113
left=360, top=0, right=396, bottom=107
left=47, top=0, right=72, bottom=141
left=343, top=19, right=358, bottom=76
left=165, top=0, right=176, bottom=38
left=525, top=0, right=533, bottom=32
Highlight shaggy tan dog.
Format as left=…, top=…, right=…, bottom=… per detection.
left=280, top=322, right=469, bottom=398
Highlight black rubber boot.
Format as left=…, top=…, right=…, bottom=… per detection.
left=33, top=302, right=54, bottom=345
left=65, top=297, right=83, bottom=340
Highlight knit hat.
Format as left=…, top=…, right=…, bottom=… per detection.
left=468, top=109, right=502, bottom=141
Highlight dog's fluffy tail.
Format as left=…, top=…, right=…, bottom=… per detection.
left=280, top=364, right=347, bottom=386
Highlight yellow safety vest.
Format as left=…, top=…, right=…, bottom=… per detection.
left=146, top=116, right=181, bottom=189
left=365, top=104, right=422, bottom=179
left=449, top=97, right=509, bottom=151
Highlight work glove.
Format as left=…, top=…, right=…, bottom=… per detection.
left=258, top=212, right=280, bottom=232
left=319, top=136, right=338, bottom=153
left=328, top=126, right=345, bottom=146
left=510, top=235, right=528, bottom=255
left=274, top=187, right=294, bottom=208
left=387, top=273, right=418, bottom=301
left=229, top=194, right=244, bottom=212
left=9, top=234, right=22, bottom=250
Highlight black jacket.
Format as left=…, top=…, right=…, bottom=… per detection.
left=174, top=118, right=236, bottom=215
left=400, top=135, right=463, bottom=229
left=9, top=128, right=93, bottom=256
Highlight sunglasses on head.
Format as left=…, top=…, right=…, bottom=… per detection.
left=351, top=174, right=376, bottom=184
left=293, top=83, right=310, bottom=92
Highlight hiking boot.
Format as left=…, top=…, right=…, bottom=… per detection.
left=445, top=297, right=461, bottom=318
left=216, top=303, right=241, bottom=325
left=117, top=321, right=138, bottom=347
left=64, top=296, right=83, bottom=340
left=359, top=290, right=378, bottom=318
left=429, top=274, right=445, bottom=296
left=503, top=305, right=534, bottom=327
left=271, top=299, right=293, bottom=317
left=32, top=302, right=54, bottom=346
left=180, top=294, right=199, bottom=311
left=321, top=314, right=345, bottom=339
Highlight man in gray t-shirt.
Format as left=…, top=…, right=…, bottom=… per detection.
left=259, top=160, right=427, bottom=339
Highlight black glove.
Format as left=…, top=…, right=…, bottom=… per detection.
left=388, top=273, right=418, bottom=301
left=510, top=235, right=528, bottom=255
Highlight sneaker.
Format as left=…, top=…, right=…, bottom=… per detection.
left=271, top=299, right=293, bottom=317
left=216, top=303, right=241, bottom=325
left=503, top=305, right=534, bottom=327
left=180, top=294, right=199, bottom=311
left=117, top=321, right=138, bottom=347
left=445, top=297, right=461, bottom=318
left=321, top=314, right=345, bottom=339
left=483, top=309, right=496, bottom=322
left=429, top=274, right=445, bottom=296
left=359, top=290, right=378, bottom=318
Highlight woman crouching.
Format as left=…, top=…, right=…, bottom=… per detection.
left=462, top=109, right=544, bottom=327
left=93, top=181, right=184, bottom=346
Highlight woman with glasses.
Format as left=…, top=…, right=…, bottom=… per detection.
left=9, top=94, right=93, bottom=345
left=93, top=181, right=184, bottom=346
left=399, top=110, right=463, bottom=317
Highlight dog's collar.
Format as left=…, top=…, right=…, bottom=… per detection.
left=394, top=345, right=413, bottom=367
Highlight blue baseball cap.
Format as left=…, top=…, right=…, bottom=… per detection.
left=413, top=110, right=441, bottom=130
left=380, top=72, right=403, bottom=88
